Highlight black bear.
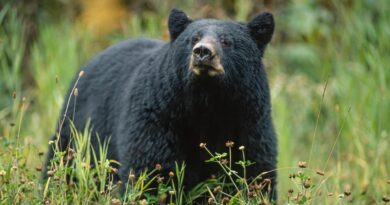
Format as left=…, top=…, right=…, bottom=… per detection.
left=45, top=8, right=277, bottom=199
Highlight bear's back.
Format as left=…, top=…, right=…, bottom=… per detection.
left=62, top=38, right=166, bottom=137
left=83, top=38, right=165, bottom=77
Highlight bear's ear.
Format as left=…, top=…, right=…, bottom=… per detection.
left=168, top=8, right=191, bottom=41
left=247, top=12, right=275, bottom=48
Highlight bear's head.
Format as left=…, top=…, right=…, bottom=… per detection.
left=168, top=8, right=274, bottom=81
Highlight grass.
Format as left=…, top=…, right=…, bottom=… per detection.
left=1, top=0, right=390, bottom=204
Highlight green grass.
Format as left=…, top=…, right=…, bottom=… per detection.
left=1, top=0, right=390, bottom=204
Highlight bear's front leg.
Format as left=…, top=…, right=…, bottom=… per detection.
left=115, top=124, right=182, bottom=184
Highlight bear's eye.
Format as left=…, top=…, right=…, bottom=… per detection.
left=220, top=38, right=232, bottom=48
left=192, top=35, right=201, bottom=45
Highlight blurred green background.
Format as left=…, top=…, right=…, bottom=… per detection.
left=1, top=0, right=389, bottom=203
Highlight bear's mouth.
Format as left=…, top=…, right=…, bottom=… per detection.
left=189, top=57, right=225, bottom=77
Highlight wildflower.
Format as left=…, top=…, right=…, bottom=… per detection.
left=35, top=166, right=42, bottom=172
left=289, top=173, right=296, bottom=179
left=316, top=170, right=325, bottom=176
left=66, top=148, right=76, bottom=161
left=73, top=88, right=79, bottom=96
left=344, top=185, right=351, bottom=196
left=225, top=140, right=234, bottom=148
left=157, top=176, right=164, bottom=183
left=298, top=161, right=307, bottom=168
left=303, top=181, right=310, bottom=189
left=383, top=196, right=390, bottom=202
left=222, top=197, right=230, bottom=204
left=79, top=70, right=85, bottom=77
left=47, top=170, right=55, bottom=177
left=155, top=163, right=162, bottom=171
left=213, top=186, right=222, bottom=194
left=110, top=167, right=118, bottom=174
left=128, top=172, right=135, bottom=181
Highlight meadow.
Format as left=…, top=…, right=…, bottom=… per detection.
left=0, top=0, right=389, bottom=204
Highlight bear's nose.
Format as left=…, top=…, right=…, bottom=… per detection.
left=193, top=43, right=214, bottom=63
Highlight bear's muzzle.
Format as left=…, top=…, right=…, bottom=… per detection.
left=190, top=40, right=224, bottom=77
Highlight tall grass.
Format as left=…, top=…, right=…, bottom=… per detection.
left=0, top=4, right=24, bottom=132
left=270, top=0, right=390, bottom=203
left=0, top=0, right=389, bottom=204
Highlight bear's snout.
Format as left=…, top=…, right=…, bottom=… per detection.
left=190, top=41, right=224, bottom=77
left=193, top=43, right=215, bottom=63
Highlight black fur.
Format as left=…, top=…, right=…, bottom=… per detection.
left=168, top=9, right=191, bottom=41
left=44, top=9, right=277, bottom=200
left=248, top=12, right=275, bottom=55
